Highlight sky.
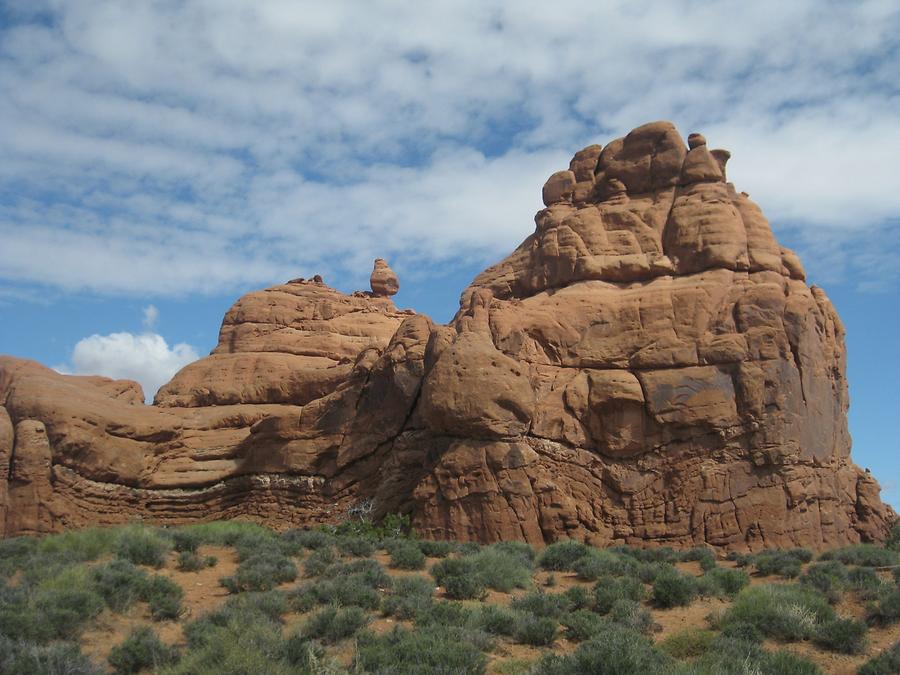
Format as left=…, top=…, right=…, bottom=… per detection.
left=0, top=1, right=897, bottom=507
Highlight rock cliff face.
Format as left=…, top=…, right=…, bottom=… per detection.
left=0, top=121, right=894, bottom=549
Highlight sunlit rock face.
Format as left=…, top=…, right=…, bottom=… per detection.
left=0, top=122, right=894, bottom=551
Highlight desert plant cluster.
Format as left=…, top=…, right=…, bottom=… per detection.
left=0, top=517, right=898, bottom=674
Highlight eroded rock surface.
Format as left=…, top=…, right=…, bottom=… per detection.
left=0, top=122, right=893, bottom=550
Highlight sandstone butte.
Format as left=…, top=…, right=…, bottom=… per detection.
left=0, top=121, right=895, bottom=551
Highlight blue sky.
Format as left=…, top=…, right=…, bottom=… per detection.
left=0, top=1, right=898, bottom=507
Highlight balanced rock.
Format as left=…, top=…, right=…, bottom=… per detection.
left=0, top=121, right=894, bottom=551
left=370, top=258, right=399, bottom=297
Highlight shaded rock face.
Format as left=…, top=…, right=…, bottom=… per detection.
left=0, top=122, right=894, bottom=550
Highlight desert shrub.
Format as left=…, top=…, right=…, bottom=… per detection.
left=415, top=600, right=477, bottom=628
left=859, top=641, right=900, bottom=675
left=510, top=591, right=569, bottom=619
left=573, top=550, right=637, bottom=581
left=182, top=591, right=287, bottom=656
left=660, top=627, right=716, bottom=658
left=108, top=626, right=178, bottom=673
left=561, top=609, right=608, bottom=642
left=382, top=575, right=433, bottom=620
left=469, top=545, right=533, bottom=592
left=431, top=557, right=485, bottom=600
left=18, top=566, right=105, bottom=641
left=0, top=635, right=101, bottom=675
left=389, top=539, right=427, bottom=570
left=532, top=624, right=671, bottom=675
left=611, top=545, right=679, bottom=564
left=801, top=560, right=849, bottom=603
left=609, top=598, right=656, bottom=634
left=544, top=574, right=557, bottom=587
left=748, top=549, right=812, bottom=578
left=355, top=626, right=487, bottom=675
left=303, top=605, right=370, bottom=644
left=812, top=617, right=868, bottom=654
left=700, top=567, right=749, bottom=598
left=491, top=540, right=536, bottom=562
left=302, top=547, right=336, bottom=577
left=686, top=635, right=822, bottom=675
left=515, top=614, right=557, bottom=646
left=722, top=583, right=834, bottom=642
left=417, top=539, right=455, bottom=558
left=142, top=575, right=184, bottom=621
left=220, top=549, right=297, bottom=593
left=281, top=527, right=334, bottom=551
left=179, top=520, right=272, bottom=547
left=321, top=575, right=382, bottom=610
left=720, top=620, right=764, bottom=644
left=538, top=540, right=591, bottom=571
left=819, top=544, right=899, bottom=567
left=280, top=633, right=327, bottom=669
left=866, top=587, right=900, bottom=626
left=636, top=561, right=676, bottom=584
left=847, top=566, right=885, bottom=601
left=330, top=558, right=392, bottom=587
left=170, top=529, right=201, bottom=553
left=652, top=567, right=698, bottom=608
left=474, top=604, right=518, bottom=636
left=562, top=584, right=592, bottom=610
left=337, top=535, right=376, bottom=557
left=176, top=551, right=205, bottom=572
left=115, top=526, right=170, bottom=568
left=90, top=559, right=149, bottom=612
left=593, top=575, right=646, bottom=614
left=679, top=546, right=718, bottom=572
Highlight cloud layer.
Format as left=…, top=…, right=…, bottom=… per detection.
left=57, top=332, right=198, bottom=403
left=1, top=1, right=898, bottom=295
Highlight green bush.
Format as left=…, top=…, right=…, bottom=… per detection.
left=389, top=540, right=427, bottom=570
left=701, top=567, right=749, bottom=598
left=800, top=560, right=849, bottom=602
left=538, top=540, right=591, bottom=571
left=143, top=575, right=184, bottom=621
left=108, top=626, right=178, bottom=673
left=720, top=620, right=764, bottom=644
left=593, top=575, right=645, bottom=614
left=687, top=635, right=822, bottom=675
left=561, top=585, right=592, bottom=610
left=636, top=561, right=676, bottom=584
left=303, top=605, right=370, bottom=643
left=90, top=559, right=149, bottom=612
left=0, top=635, right=101, bottom=675
left=515, top=614, right=557, bottom=646
left=220, top=549, right=297, bottom=593
left=573, top=550, right=636, bottom=581
left=561, top=609, right=608, bottom=642
left=115, top=526, right=170, bottom=568
left=417, top=539, right=455, bottom=558
left=866, top=587, right=900, bottom=626
left=337, top=536, right=376, bottom=557
left=281, top=528, right=335, bottom=551
left=469, top=545, right=533, bottom=592
left=178, top=520, right=272, bottom=547
left=170, top=529, right=201, bottom=553
left=660, top=627, right=716, bottom=658
left=176, top=551, right=205, bottom=572
left=812, top=617, right=867, bottom=654
left=819, top=544, right=898, bottom=567
left=533, top=624, right=671, bottom=674
left=652, top=567, right=697, bottom=608
left=303, top=547, right=336, bottom=577
left=859, top=641, right=900, bottom=675
left=382, top=575, right=433, bottom=620
left=681, top=546, right=717, bottom=571
left=611, top=545, right=679, bottom=564
left=722, top=583, right=834, bottom=642
left=474, top=604, right=518, bottom=636
left=608, top=599, right=656, bottom=634
left=510, top=591, right=569, bottom=619
left=748, top=549, right=810, bottom=578
left=431, top=557, right=485, bottom=600
left=416, top=600, right=477, bottom=628
left=847, top=566, right=885, bottom=601
left=355, top=626, right=487, bottom=675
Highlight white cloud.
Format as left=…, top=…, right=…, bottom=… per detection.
left=142, top=304, right=159, bottom=330
left=57, top=332, right=198, bottom=403
left=0, top=1, right=898, bottom=295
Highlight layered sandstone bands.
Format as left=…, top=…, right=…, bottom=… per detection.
left=0, top=122, right=893, bottom=549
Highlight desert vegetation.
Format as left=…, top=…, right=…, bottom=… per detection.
left=0, top=517, right=898, bottom=674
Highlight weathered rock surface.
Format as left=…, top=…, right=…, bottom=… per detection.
left=0, top=122, right=893, bottom=550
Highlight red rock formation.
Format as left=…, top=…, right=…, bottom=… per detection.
left=0, top=122, right=894, bottom=550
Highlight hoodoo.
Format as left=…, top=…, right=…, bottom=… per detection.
left=0, top=122, right=893, bottom=550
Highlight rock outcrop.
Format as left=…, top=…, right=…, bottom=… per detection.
left=0, top=122, right=894, bottom=550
